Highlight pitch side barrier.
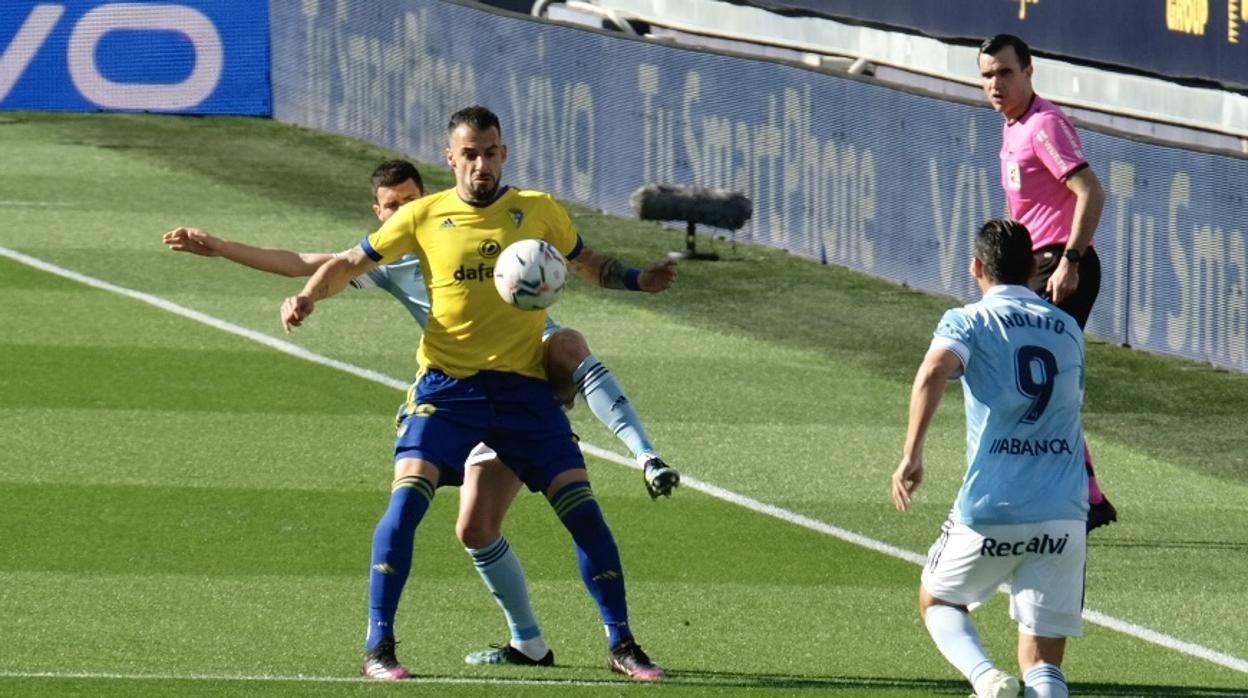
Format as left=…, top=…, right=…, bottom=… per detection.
left=271, top=0, right=1248, bottom=373
left=0, top=1, right=269, bottom=114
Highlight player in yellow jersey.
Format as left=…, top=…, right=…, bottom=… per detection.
left=164, top=158, right=678, bottom=669
left=282, top=106, right=676, bottom=681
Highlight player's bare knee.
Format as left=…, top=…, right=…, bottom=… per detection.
left=456, top=516, right=503, bottom=549
left=542, top=329, right=586, bottom=403
left=918, top=587, right=965, bottom=619
left=544, top=328, right=589, bottom=373
left=917, top=586, right=936, bottom=614
left=393, top=457, right=439, bottom=485
left=544, top=468, right=590, bottom=500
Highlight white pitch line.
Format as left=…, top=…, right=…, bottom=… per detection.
left=579, top=442, right=927, bottom=566
left=0, top=669, right=619, bottom=687
left=0, top=246, right=409, bottom=392
left=3, top=245, right=1246, bottom=677
left=0, top=200, right=61, bottom=207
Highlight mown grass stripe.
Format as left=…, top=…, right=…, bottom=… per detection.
left=3, top=244, right=1244, bottom=677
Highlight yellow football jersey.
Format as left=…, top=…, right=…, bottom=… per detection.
left=363, top=186, right=581, bottom=379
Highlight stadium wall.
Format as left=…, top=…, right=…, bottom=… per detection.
left=281, top=2, right=1246, bottom=372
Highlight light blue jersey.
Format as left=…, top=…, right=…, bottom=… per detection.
left=933, top=285, right=1088, bottom=525
left=351, top=254, right=559, bottom=336
left=352, top=255, right=432, bottom=327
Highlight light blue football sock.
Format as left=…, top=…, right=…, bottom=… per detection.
left=549, top=480, right=631, bottom=648
left=573, top=355, right=656, bottom=461
left=1024, top=662, right=1069, bottom=698
left=467, top=536, right=543, bottom=646
left=366, top=475, right=435, bottom=651
left=924, top=604, right=996, bottom=686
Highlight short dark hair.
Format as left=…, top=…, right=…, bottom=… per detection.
left=370, top=159, right=423, bottom=199
left=979, top=34, right=1032, bottom=69
left=447, top=105, right=502, bottom=137
left=974, top=218, right=1035, bottom=285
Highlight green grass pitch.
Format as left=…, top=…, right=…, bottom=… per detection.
left=0, top=112, right=1245, bottom=696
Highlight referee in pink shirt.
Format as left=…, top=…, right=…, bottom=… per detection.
left=977, top=34, right=1117, bottom=532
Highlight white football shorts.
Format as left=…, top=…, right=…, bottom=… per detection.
left=464, top=442, right=498, bottom=466
left=921, top=519, right=1086, bottom=638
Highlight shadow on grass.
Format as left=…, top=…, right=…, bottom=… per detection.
left=1071, top=682, right=1248, bottom=697
left=664, top=669, right=969, bottom=693
left=489, top=668, right=1248, bottom=697
left=545, top=668, right=1248, bottom=696
left=1091, top=538, right=1248, bottom=552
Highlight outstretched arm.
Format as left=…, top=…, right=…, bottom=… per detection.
left=568, top=244, right=678, bottom=292
left=892, top=347, right=960, bottom=512
left=280, top=247, right=378, bottom=333
left=163, top=227, right=333, bottom=277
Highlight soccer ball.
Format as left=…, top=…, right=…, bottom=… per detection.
left=493, top=238, right=567, bottom=310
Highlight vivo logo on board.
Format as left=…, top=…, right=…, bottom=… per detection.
left=0, top=2, right=269, bottom=114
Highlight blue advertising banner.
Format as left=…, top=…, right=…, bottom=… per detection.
left=718, top=0, right=1248, bottom=90
left=0, top=1, right=269, bottom=114
left=272, top=0, right=1248, bottom=372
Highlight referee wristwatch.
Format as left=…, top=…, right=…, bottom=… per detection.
left=1063, top=248, right=1083, bottom=265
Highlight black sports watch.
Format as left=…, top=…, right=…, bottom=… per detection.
left=1063, top=248, right=1083, bottom=265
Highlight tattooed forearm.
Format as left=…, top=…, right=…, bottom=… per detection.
left=299, top=252, right=371, bottom=303
left=596, top=256, right=628, bottom=289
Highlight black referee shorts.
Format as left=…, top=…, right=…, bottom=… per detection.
left=1031, top=244, right=1101, bottom=330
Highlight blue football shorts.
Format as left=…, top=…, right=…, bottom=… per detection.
left=394, top=369, right=584, bottom=492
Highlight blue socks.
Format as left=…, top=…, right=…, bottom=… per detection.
left=573, top=356, right=655, bottom=462
left=1024, top=662, right=1068, bottom=698
left=923, top=604, right=995, bottom=686
left=365, top=475, right=435, bottom=651
left=549, top=481, right=631, bottom=648
left=467, top=536, right=543, bottom=646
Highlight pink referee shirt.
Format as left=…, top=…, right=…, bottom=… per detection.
left=1000, top=95, right=1088, bottom=250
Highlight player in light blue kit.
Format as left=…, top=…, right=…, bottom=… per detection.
left=892, top=218, right=1088, bottom=698
left=163, top=159, right=678, bottom=669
